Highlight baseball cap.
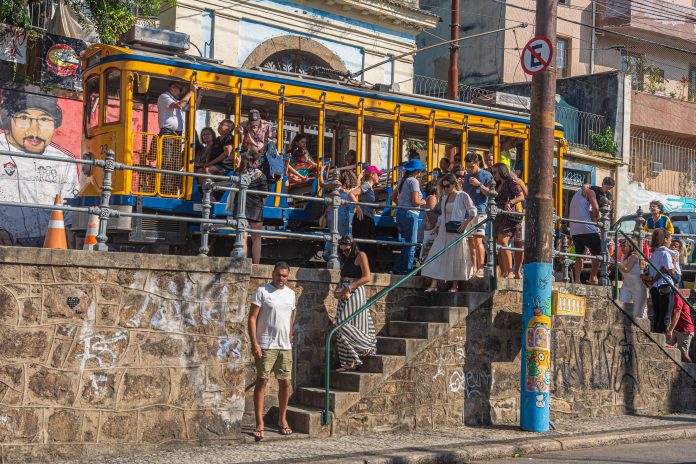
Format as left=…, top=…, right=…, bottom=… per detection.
left=2, top=91, right=63, bottom=128
left=249, top=109, right=261, bottom=125
left=364, top=165, right=383, bottom=176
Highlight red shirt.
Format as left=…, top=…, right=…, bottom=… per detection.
left=673, top=292, right=695, bottom=333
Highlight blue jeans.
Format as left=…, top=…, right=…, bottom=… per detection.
left=392, top=210, right=419, bottom=274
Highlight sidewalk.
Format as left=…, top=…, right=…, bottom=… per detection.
left=67, top=413, right=696, bottom=464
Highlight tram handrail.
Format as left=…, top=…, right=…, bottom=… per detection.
left=321, top=216, right=491, bottom=426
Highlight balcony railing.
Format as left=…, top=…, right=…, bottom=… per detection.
left=630, top=132, right=696, bottom=197
left=29, top=0, right=53, bottom=31
left=556, top=106, right=606, bottom=150
left=413, top=74, right=496, bottom=104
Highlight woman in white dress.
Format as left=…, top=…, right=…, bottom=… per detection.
left=618, top=239, right=647, bottom=319
left=422, top=173, right=477, bottom=292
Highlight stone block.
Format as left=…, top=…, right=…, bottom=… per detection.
left=3, top=444, right=87, bottom=463
left=67, top=326, right=129, bottom=370
left=98, top=285, right=122, bottom=305
left=0, top=287, right=18, bottom=325
left=22, top=265, right=55, bottom=283
left=0, top=264, right=21, bottom=283
left=82, top=411, right=100, bottom=443
left=0, top=407, right=42, bottom=443
left=47, top=409, right=82, bottom=443
left=79, top=268, right=108, bottom=283
left=0, top=327, right=52, bottom=362
left=184, top=409, right=241, bottom=440
left=43, top=285, right=95, bottom=322
left=48, top=339, right=73, bottom=368
left=205, top=363, right=246, bottom=392
left=97, top=305, right=120, bottom=326
left=138, top=333, right=191, bottom=367
left=171, top=368, right=206, bottom=408
left=117, top=369, right=170, bottom=408
left=53, top=267, right=80, bottom=283
left=192, top=335, right=244, bottom=364
left=18, top=297, right=41, bottom=325
left=0, top=365, right=24, bottom=392
left=78, top=371, right=120, bottom=408
left=489, top=397, right=519, bottom=425
left=106, top=269, right=148, bottom=290
left=26, top=366, right=78, bottom=406
left=138, top=406, right=187, bottom=444
left=98, top=412, right=137, bottom=444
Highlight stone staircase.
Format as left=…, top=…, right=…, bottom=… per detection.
left=268, top=291, right=487, bottom=436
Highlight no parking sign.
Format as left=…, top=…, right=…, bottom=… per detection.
left=521, top=36, right=553, bottom=76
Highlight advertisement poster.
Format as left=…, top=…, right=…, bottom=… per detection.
left=0, top=90, right=81, bottom=244
left=41, top=33, right=87, bottom=90
left=0, top=25, right=27, bottom=64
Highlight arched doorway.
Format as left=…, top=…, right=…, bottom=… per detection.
left=241, top=35, right=349, bottom=77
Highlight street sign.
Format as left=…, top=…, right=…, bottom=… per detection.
left=521, top=36, right=553, bottom=76
left=551, top=290, right=586, bottom=317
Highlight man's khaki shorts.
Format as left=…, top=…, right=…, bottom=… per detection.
left=255, top=349, right=293, bottom=380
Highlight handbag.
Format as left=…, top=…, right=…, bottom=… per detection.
left=445, top=221, right=461, bottom=234
left=658, top=284, right=672, bottom=295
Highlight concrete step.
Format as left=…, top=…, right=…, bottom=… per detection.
left=430, top=291, right=470, bottom=307
left=388, top=321, right=449, bottom=339
left=376, top=336, right=429, bottom=357
left=327, top=370, right=383, bottom=392
left=634, top=317, right=651, bottom=333
left=664, top=346, right=683, bottom=364
left=652, top=333, right=667, bottom=345
left=407, top=305, right=469, bottom=324
left=359, top=354, right=404, bottom=374
left=265, top=404, right=329, bottom=437
left=295, top=386, right=361, bottom=416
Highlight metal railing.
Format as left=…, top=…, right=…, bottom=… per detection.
left=412, top=75, right=496, bottom=104
left=555, top=106, right=605, bottom=150
left=629, top=133, right=696, bottom=198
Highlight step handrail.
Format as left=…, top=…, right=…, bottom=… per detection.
left=322, top=216, right=492, bottom=425
left=612, top=230, right=694, bottom=315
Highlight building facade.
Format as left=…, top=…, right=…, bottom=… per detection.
left=159, top=0, right=438, bottom=88
left=415, top=0, right=696, bottom=215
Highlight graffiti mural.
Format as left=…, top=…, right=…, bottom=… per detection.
left=0, top=25, right=27, bottom=64
left=41, top=34, right=87, bottom=91
left=0, top=90, right=81, bottom=245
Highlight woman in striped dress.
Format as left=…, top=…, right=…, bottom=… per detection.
left=333, top=235, right=377, bottom=371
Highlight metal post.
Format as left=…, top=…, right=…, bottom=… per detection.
left=633, top=205, right=646, bottom=243
left=598, top=197, right=612, bottom=286
left=231, top=175, right=249, bottom=260
left=198, top=178, right=213, bottom=257
left=95, top=149, right=115, bottom=252
left=560, top=233, right=571, bottom=283
left=485, top=189, right=498, bottom=290
left=447, top=0, right=460, bottom=100
left=520, top=0, right=557, bottom=433
left=327, top=182, right=341, bottom=269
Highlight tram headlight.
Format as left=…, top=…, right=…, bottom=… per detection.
left=81, top=152, right=93, bottom=176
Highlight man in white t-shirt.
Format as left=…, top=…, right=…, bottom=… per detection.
left=0, top=92, right=79, bottom=246
left=248, top=261, right=296, bottom=441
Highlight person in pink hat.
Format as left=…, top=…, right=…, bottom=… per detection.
left=351, top=165, right=383, bottom=263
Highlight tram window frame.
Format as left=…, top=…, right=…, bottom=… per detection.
left=84, top=74, right=100, bottom=135
left=104, top=68, right=122, bottom=125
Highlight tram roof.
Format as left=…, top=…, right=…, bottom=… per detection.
left=85, top=44, right=564, bottom=132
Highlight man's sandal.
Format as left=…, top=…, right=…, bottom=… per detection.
left=253, top=429, right=264, bottom=441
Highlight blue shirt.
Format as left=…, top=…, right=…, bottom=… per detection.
left=462, top=169, right=494, bottom=215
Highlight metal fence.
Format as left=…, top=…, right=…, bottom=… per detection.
left=555, top=106, right=605, bottom=149
left=629, top=132, right=696, bottom=198
left=412, top=75, right=496, bottom=104
left=29, top=0, right=53, bottom=30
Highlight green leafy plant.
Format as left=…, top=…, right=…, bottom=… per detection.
left=0, top=0, right=31, bottom=30
left=643, top=64, right=666, bottom=95
left=64, top=0, right=165, bottom=44
left=589, top=127, right=619, bottom=154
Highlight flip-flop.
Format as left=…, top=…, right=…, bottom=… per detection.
left=253, top=429, right=264, bottom=442
left=277, top=424, right=293, bottom=436
left=424, top=287, right=438, bottom=293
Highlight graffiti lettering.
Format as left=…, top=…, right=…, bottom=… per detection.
left=449, top=370, right=490, bottom=398
left=75, top=324, right=127, bottom=370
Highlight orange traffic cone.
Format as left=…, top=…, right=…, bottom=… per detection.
left=83, top=213, right=99, bottom=250
left=43, top=195, right=67, bottom=249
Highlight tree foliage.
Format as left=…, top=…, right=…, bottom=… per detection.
left=65, top=0, right=162, bottom=44
left=0, top=0, right=31, bottom=30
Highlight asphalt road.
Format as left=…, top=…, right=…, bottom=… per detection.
left=476, top=438, right=696, bottom=463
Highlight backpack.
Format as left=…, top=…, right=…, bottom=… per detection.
left=260, top=141, right=285, bottom=187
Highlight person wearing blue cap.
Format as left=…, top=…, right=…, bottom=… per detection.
left=390, top=159, right=426, bottom=274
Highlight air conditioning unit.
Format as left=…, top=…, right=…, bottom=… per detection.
left=494, top=92, right=531, bottom=111
left=651, top=161, right=663, bottom=176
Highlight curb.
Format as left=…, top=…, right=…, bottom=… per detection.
left=313, top=424, right=696, bottom=464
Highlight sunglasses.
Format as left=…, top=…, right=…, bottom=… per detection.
left=442, top=183, right=453, bottom=188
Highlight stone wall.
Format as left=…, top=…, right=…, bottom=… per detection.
left=0, top=247, right=430, bottom=462
left=0, top=247, right=252, bottom=462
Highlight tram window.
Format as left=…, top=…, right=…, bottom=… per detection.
left=84, top=74, right=100, bottom=132
left=104, top=69, right=121, bottom=124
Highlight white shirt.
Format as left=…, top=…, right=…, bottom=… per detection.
left=251, top=283, right=296, bottom=350
left=157, top=92, right=185, bottom=132
left=648, top=246, right=675, bottom=288
left=0, top=133, right=79, bottom=243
